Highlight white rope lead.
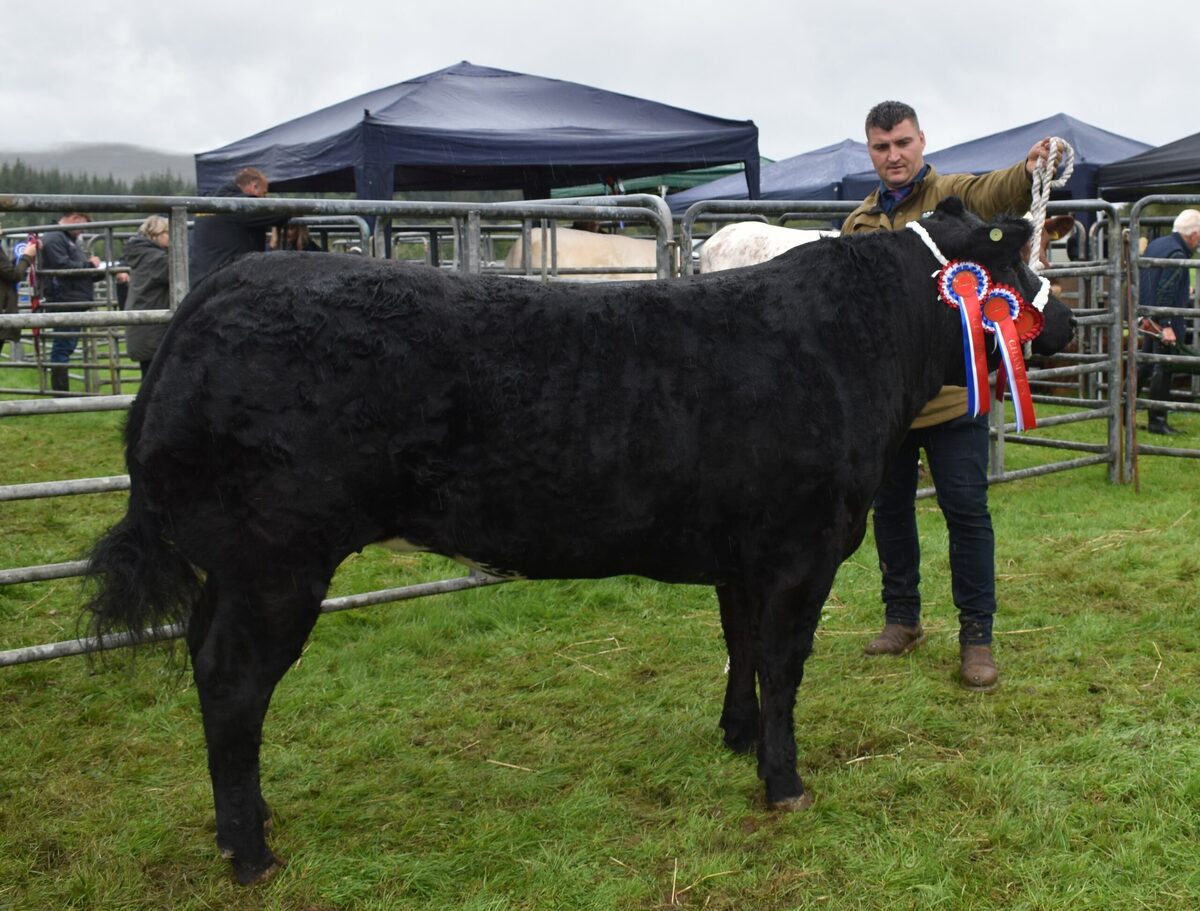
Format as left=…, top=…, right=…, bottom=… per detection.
left=1027, top=136, right=1075, bottom=273
left=907, top=220, right=948, bottom=266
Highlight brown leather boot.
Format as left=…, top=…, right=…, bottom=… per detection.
left=864, top=623, right=925, bottom=656
left=960, top=644, right=999, bottom=691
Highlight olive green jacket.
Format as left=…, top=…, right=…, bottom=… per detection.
left=840, top=161, right=1033, bottom=427
left=1, top=246, right=36, bottom=344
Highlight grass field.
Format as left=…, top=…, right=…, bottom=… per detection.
left=1, top=363, right=1198, bottom=910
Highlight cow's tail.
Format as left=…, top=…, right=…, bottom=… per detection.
left=84, top=483, right=202, bottom=649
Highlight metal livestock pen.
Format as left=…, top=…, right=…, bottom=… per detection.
left=2, top=190, right=1197, bottom=668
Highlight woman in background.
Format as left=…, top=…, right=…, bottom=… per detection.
left=1, top=234, right=38, bottom=360
left=123, top=215, right=170, bottom=377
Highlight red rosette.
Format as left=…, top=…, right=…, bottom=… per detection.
left=981, top=285, right=1037, bottom=430
left=1012, top=301, right=1045, bottom=343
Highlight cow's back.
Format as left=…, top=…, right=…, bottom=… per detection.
left=133, top=241, right=946, bottom=583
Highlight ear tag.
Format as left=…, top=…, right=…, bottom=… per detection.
left=989, top=228, right=1004, bottom=242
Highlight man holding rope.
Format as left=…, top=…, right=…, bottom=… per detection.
left=841, top=100, right=1056, bottom=691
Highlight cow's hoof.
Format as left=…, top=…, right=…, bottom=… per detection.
left=769, top=792, right=814, bottom=812
left=233, top=854, right=285, bottom=886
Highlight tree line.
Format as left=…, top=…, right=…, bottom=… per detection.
left=0, top=159, right=197, bottom=229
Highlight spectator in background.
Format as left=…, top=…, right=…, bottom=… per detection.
left=189, top=167, right=279, bottom=288
left=1139, top=208, right=1200, bottom=436
left=1, top=234, right=39, bottom=360
left=40, top=212, right=101, bottom=392
left=270, top=223, right=324, bottom=252
left=123, top=215, right=171, bottom=377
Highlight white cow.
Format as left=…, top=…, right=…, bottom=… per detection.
left=504, top=226, right=658, bottom=281
left=699, top=222, right=835, bottom=273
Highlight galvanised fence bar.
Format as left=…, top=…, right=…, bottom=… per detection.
left=0, top=192, right=672, bottom=666
left=679, top=198, right=1129, bottom=490
left=988, top=201, right=1127, bottom=485
left=1124, top=196, right=1200, bottom=480
left=3, top=191, right=1194, bottom=666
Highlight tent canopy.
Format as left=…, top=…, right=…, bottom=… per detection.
left=666, top=139, right=871, bottom=214
left=195, top=62, right=761, bottom=201
left=550, top=158, right=773, bottom=199
left=1097, top=131, right=1200, bottom=200
left=840, top=113, right=1150, bottom=202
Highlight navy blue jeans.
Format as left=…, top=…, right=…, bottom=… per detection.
left=49, top=328, right=80, bottom=364
left=872, top=412, right=995, bottom=646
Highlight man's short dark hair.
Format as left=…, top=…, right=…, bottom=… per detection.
left=865, top=101, right=919, bottom=135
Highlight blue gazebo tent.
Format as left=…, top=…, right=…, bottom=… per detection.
left=667, top=139, right=871, bottom=213
left=550, top=158, right=773, bottom=199
left=840, top=113, right=1150, bottom=202
left=195, top=62, right=761, bottom=201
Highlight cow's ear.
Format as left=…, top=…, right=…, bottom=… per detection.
left=934, top=196, right=966, bottom=217
left=971, top=217, right=1032, bottom=261
left=1044, top=215, right=1076, bottom=241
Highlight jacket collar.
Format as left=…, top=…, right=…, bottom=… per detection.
left=875, top=164, right=931, bottom=215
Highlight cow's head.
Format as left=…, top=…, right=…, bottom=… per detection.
left=1029, top=214, right=1076, bottom=271
left=917, top=197, right=1074, bottom=357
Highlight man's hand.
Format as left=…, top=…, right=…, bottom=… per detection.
left=1162, top=326, right=1178, bottom=346
left=1025, top=138, right=1056, bottom=177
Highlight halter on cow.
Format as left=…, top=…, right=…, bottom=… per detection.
left=85, top=196, right=1073, bottom=885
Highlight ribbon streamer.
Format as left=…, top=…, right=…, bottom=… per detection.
left=982, top=286, right=1037, bottom=431
left=937, top=261, right=991, bottom=417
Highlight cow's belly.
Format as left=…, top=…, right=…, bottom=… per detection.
left=376, top=536, right=527, bottom=580
left=374, top=524, right=730, bottom=586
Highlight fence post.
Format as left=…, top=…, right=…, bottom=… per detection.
left=168, top=206, right=189, bottom=308
left=462, top=211, right=480, bottom=274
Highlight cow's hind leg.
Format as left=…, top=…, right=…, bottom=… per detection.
left=754, top=567, right=838, bottom=810
left=717, top=583, right=758, bottom=753
left=187, top=566, right=328, bottom=885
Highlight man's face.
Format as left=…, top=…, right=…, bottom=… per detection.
left=59, top=214, right=89, bottom=238
left=867, top=118, right=927, bottom=190
left=245, top=178, right=268, bottom=198
left=1185, top=229, right=1200, bottom=252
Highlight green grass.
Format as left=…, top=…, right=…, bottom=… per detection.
left=2, top=364, right=1199, bottom=910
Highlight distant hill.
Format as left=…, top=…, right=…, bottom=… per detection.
left=0, top=143, right=195, bottom=184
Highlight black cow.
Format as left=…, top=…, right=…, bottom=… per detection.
left=86, top=197, right=1072, bottom=884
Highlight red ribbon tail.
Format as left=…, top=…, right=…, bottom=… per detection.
left=999, top=320, right=1036, bottom=431
left=961, top=289, right=991, bottom=416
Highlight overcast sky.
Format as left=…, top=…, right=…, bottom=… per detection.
left=8, top=0, right=1192, bottom=161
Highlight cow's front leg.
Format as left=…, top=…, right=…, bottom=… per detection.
left=754, top=579, right=830, bottom=810
left=716, top=583, right=759, bottom=753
